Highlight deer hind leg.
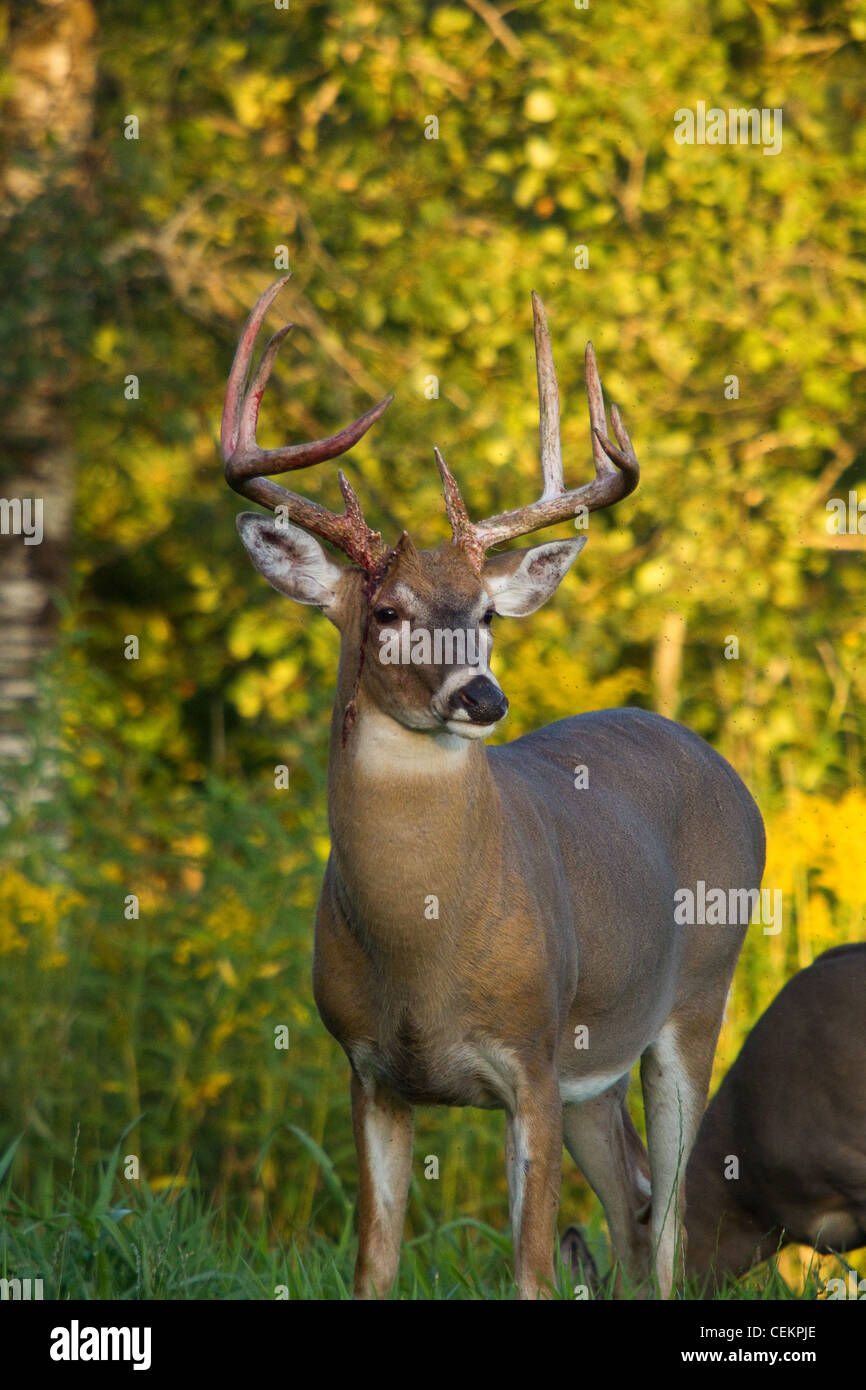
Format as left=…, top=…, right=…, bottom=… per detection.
left=562, top=1078, right=654, bottom=1296
left=641, top=1015, right=714, bottom=1298
left=350, top=1070, right=414, bottom=1300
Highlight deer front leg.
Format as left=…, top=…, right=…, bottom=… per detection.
left=351, top=1070, right=414, bottom=1300
left=506, top=1075, right=563, bottom=1299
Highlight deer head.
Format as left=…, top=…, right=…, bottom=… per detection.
left=222, top=276, right=639, bottom=742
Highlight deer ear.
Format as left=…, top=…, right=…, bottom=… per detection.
left=236, top=514, right=345, bottom=611
left=483, top=537, right=586, bottom=616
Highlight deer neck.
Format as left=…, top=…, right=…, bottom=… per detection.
left=325, top=662, right=502, bottom=966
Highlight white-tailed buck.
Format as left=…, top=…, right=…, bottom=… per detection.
left=222, top=275, right=765, bottom=1298
left=686, top=943, right=866, bottom=1286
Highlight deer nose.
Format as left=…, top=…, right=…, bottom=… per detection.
left=450, top=675, right=509, bottom=725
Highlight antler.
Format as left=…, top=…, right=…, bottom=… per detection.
left=221, top=274, right=394, bottom=572
left=436, top=293, right=639, bottom=569
left=223, top=280, right=636, bottom=576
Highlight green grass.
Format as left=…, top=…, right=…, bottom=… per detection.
left=0, top=1132, right=831, bottom=1301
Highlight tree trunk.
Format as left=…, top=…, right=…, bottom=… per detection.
left=0, top=0, right=97, bottom=798
left=652, top=609, right=686, bottom=722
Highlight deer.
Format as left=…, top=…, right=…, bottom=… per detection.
left=685, top=942, right=866, bottom=1288
left=221, top=274, right=766, bottom=1299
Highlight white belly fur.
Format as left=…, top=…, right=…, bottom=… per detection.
left=559, top=1067, right=632, bottom=1105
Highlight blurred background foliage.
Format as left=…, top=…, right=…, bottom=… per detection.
left=1, top=0, right=865, bottom=1278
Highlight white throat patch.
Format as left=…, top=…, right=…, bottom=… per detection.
left=352, top=709, right=472, bottom=778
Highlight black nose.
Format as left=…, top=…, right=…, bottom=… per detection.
left=450, top=675, right=509, bottom=725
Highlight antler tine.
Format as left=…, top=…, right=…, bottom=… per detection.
left=221, top=274, right=291, bottom=460
left=597, top=402, right=637, bottom=471
left=435, top=447, right=486, bottom=570
left=459, top=298, right=639, bottom=557
left=531, top=292, right=564, bottom=501
left=235, top=323, right=293, bottom=459
left=433, top=446, right=469, bottom=532
left=222, top=275, right=394, bottom=571
left=584, top=341, right=614, bottom=477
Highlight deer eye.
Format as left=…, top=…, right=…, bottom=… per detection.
left=482, top=608, right=495, bottom=625
left=374, top=606, right=399, bottom=623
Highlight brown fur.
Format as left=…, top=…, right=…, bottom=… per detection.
left=687, top=944, right=866, bottom=1286
left=301, top=540, right=766, bottom=1298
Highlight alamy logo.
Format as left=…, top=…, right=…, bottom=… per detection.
left=0, top=1277, right=43, bottom=1300
left=674, top=102, right=783, bottom=156
left=826, top=490, right=866, bottom=534
left=0, top=497, right=43, bottom=545
left=379, top=621, right=484, bottom=666
left=50, top=1320, right=151, bottom=1371
left=674, top=881, right=782, bottom=935
left=825, top=1270, right=866, bottom=1299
